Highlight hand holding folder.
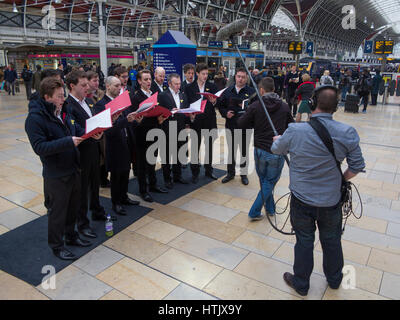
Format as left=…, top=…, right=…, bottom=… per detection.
left=105, top=91, right=132, bottom=116
left=172, top=98, right=207, bottom=115
left=197, top=87, right=227, bottom=99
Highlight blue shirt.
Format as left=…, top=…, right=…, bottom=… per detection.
left=271, top=113, right=365, bottom=207
left=129, top=70, right=137, bottom=81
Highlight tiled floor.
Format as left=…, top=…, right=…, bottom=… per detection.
left=0, top=87, right=400, bottom=300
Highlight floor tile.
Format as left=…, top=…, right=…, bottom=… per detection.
left=322, top=287, right=388, bottom=300
left=0, top=206, right=38, bottom=230
left=203, top=269, right=300, bottom=300
left=344, top=262, right=383, bottom=294
left=232, top=231, right=282, bottom=257
left=169, top=231, right=249, bottom=270
left=205, top=184, right=259, bottom=200
left=37, top=265, right=112, bottom=300
left=150, top=248, right=222, bottom=289
left=99, top=289, right=133, bottom=300
left=5, top=189, right=39, bottom=207
left=96, top=257, right=179, bottom=300
left=380, top=272, right=400, bottom=300
left=188, top=188, right=232, bottom=206
left=179, top=198, right=240, bottom=223
left=0, top=224, right=9, bottom=235
left=126, top=215, right=155, bottom=232
left=228, top=212, right=274, bottom=236
left=345, top=215, right=387, bottom=234
left=164, top=283, right=218, bottom=300
left=367, top=170, right=396, bottom=184
left=363, top=205, right=400, bottom=224
left=386, top=222, right=400, bottom=238
left=0, top=271, right=49, bottom=300
left=367, top=248, right=400, bottom=275
left=73, top=245, right=125, bottom=276
left=0, top=179, right=26, bottom=196
left=103, top=229, right=170, bottom=264
left=223, top=198, right=255, bottom=213
left=234, top=253, right=327, bottom=300
left=0, top=197, right=17, bottom=213
left=135, top=220, right=186, bottom=244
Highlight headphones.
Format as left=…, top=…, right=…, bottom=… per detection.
left=309, top=85, right=339, bottom=112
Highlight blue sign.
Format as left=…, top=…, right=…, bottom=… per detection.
left=364, top=40, right=373, bottom=54
left=306, top=42, right=314, bottom=54
left=47, top=40, right=54, bottom=46
left=140, top=44, right=151, bottom=50
left=138, top=51, right=146, bottom=61
left=238, top=44, right=250, bottom=50
left=209, top=41, right=223, bottom=48
left=153, top=30, right=196, bottom=81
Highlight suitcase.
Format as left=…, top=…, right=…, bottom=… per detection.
left=344, top=94, right=359, bottom=113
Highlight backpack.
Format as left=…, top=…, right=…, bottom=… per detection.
left=323, top=76, right=333, bottom=85
left=21, top=69, right=32, bottom=82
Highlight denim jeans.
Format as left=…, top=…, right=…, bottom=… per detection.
left=249, top=148, right=284, bottom=218
left=290, top=194, right=344, bottom=293
left=341, top=87, right=348, bottom=101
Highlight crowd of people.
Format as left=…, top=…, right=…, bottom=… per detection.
left=19, top=58, right=367, bottom=297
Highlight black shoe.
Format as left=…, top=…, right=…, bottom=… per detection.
left=182, top=164, right=188, bottom=169
left=140, top=193, right=154, bottom=203
left=79, top=228, right=97, bottom=239
left=121, top=198, right=140, bottom=206
left=92, top=213, right=117, bottom=221
left=191, top=175, right=199, bottom=183
left=165, top=181, right=174, bottom=189
left=149, top=185, right=169, bottom=193
left=100, top=180, right=111, bottom=188
left=53, top=247, right=77, bottom=260
left=222, top=174, right=235, bottom=184
left=283, top=272, right=308, bottom=296
left=113, top=204, right=127, bottom=215
left=241, top=175, right=249, bottom=186
left=173, top=177, right=189, bottom=184
left=65, top=237, right=92, bottom=247
left=205, top=172, right=218, bottom=180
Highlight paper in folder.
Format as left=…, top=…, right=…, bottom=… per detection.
left=197, top=87, right=227, bottom=99
left=81, top=108, right=112, bottom=140
left=172, top=98, right=207, bottom=115
left=105, top=90, right=131, bottom=116
left=136, top=92, right=158, bottom=114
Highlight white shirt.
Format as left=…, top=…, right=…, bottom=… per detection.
left=141, top=89, right=152, bottom=98
left=235, top=86, right=245, bottom=94
left=156, top=82, right=164, bottom=92
left=169, top=87, right=181, bottom=109
left=106, top=94, right=114, bottom=101
left=70, top=94, right=92, bottom=117
left=198, top=82, right=205, bottom=93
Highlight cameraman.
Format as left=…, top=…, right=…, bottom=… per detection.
left=271, top=86, right=365, bottom=296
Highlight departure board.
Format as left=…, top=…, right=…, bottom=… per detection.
left=288, top=41, right=303, bottom=54
left=374, top=40, right=394, bottom=54
left=384, top=40, right=394, bottom=54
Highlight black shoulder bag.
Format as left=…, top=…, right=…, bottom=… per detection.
left=308, top=118, right=351, bottom=205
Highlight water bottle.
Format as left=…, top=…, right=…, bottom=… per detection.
left=105, top=214, right=113, bottom=237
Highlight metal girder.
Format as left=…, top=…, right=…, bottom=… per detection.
left=69, top=0, right=75, bottom=41
left=88, top=2, right=96, bottom=41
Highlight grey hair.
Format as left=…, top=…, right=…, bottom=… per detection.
left=167, top=73, right=180, bottom=83
left=105, top=76, right=119, bottom=86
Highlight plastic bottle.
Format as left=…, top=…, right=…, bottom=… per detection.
left=105, top=214, right=113, bottom=237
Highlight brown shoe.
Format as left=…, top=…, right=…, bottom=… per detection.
left=283, top=272, right=308, bottom=296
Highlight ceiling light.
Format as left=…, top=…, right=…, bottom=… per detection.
left=141, top=23, right=144, bottom=28
left=54, top=0, right=62, bottom=4
left=13, top=2, right=18, bottom=13
left=364, top=16, right=367, bottom=24
left=242, top=0, right=246, bottom=5
left=371, top=22, right=374, bottom=29
left=130, top=8, right=135, bottom=16
left=250, top=0, right=254, bottom=4
left=88, top=16, right=92, bottom=22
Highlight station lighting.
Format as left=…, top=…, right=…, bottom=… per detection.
left=364, top=16, right=367, bottom=24
left=12, top=2, right=18, bottom=13
left=371, top=22, right=375, bottom=29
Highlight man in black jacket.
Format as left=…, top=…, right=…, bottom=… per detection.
left=150, top=67, right=168, bottom=93
left=285, top=65, right=301, bottom=116
left=95, top=76, right=141, bottom=215
left=25, top=78, right=92, bottom=260
left=184, top=63, right=219, bottom=183
left=238, top=77, right=293, bottom=221
left=65, top=70, right=104, bottom=239
left=181, top=64, right=195, bottom=92
left=158, top=73, right=190, bottom=189
left=218, top=68, right=255, bottom=185
left=128, top=69, right=168, bottom=202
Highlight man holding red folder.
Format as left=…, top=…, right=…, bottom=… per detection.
left=128, top=69, right=168, bottom=202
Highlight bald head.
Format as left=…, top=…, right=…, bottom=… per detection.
left=154, top=67, right=166, bottom=85
left=316, top=88, right=338, bottom=113
left=105, top=76, right=121, bottom=98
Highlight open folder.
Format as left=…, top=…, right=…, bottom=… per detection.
left=172, top=98, right=207, bottom=115
left=105, top=90, right=132, bottom=116
left=136, top=92, right=171, bottom=118
left=81, top=108, right=112, bottom=140
left=197, top=87, right=227, bottom=99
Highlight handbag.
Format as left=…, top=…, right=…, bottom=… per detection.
left=308, top=117, right=350, bottom=204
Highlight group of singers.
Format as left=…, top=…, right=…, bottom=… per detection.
left=25, top=62, right=256, bottom=260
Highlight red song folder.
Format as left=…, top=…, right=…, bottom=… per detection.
left=105, top=90, right=131, bottom=116
left=81, top=108, right=112, bottom=140
left=172, top=98, right=207, bottom=115
left=197, top=87, right=227, bottom=99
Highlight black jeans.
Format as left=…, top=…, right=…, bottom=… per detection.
left=44, top=172, right=80, bottom=250
left=110, top=169, right=130, bottom=205
left=226, top=127, right=251, bottom=176
left=290, top=194, right=344, bottom=293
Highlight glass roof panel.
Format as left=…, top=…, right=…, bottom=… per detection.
left=271, top=8, right=297, bottom=31
left=370, top=0, right=400, bottom=33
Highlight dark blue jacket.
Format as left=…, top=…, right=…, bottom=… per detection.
left=25, top=98, right=84, bottom=179
left=4, top=69, right=17, bottom=82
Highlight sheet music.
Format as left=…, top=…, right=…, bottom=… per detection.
left=85, top=108, right=112, bottom=133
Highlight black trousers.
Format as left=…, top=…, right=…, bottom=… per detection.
left=161, top=123, right=185, bottom=182
left=136, top=143, right=157, bottom=194
left=78, top=147, right=104, bottom=230
left=110, top=169, right=130, bottom=205
left=44, top=172, right=80, bottom=250
left=190, top=126, right=215, bottom=177
left=290, top=194, right=344, bottom=293
left=226, top=127, right=250, bottom=176
left=371, top=93, right=378, bottom=105
left=360, top=93, right=369, bottom=111
left=24, top=81, right=32, bottom=100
